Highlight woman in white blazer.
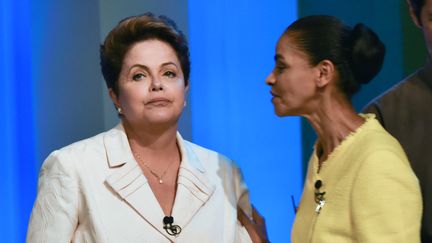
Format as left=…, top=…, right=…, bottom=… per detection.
left=27, top=13, right=252, bottom=243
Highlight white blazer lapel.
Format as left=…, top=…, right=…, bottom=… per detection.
left=103, top=124, right=172, bottom=239
left=171, top=133, right=216, bottom=229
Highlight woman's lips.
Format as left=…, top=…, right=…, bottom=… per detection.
left=270, top=90, right=280, bottom=98
left=146, top=97, right=171, bottom=106
left=270, top=90, right=281, bottom=104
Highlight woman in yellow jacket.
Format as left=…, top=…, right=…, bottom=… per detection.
left=239, top=15, right=422, bottom=243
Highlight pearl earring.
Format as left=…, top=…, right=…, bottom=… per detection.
left=117, top=107, right=122, bottom=114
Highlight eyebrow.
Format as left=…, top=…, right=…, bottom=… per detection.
left=161, top=62, right=178, bottom=68
left=128, top=62, right=179, bottom=72
left=274, top=54, right=284, bottom=61
left=129, top=64, right=149, bottom=73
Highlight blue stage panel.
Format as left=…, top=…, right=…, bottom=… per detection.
left=189, top=1, right=301, bottom=242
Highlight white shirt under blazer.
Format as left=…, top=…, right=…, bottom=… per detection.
left=27, top=124, right=252, bottom=243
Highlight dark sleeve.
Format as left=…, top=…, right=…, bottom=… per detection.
left=362, top=101, right=385, bottom=127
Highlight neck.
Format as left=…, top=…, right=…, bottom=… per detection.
left=122, top=120, right=180, bottom=166
left=303, top=92, right=364, bottom=162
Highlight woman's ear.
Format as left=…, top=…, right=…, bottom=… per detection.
left=183, top=83, right=190, bottom=107
left=316, top=59, right=335, bottom=88
left=109, top=88, right=121, bottom=108
left=184, top=82, right=190, bottom=99
left=184, top=82, right=190, bottom=93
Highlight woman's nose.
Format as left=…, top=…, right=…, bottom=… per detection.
left=150, top=78, right=164, bottom=91
left=265, top=72, right=275, bottom=85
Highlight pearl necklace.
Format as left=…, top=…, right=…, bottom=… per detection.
left=133, top=152, right=175, bottom=184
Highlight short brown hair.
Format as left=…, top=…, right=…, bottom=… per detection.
left=100, top=12, right=190, bottom=95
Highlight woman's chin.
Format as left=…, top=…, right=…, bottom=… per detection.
left=274, top=106, right=291, bottom=117
left=140, top=108, right=180, bottom=123
left=145, top=116, right=177, bottom=126
left=124, top=112, right=180, bottom=129
left=145, top=112, right=181, bottom=126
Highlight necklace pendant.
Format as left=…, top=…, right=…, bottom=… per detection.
left=159, top=179, right=163, bottom=184
left=315, top=200, right=326, bottom=214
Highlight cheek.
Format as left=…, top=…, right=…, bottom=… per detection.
left=170, top=80, right=187, bottom=98
left=119, top=88, right=146, bottom=107
left=175, top=90, right=186, bottom=108
left=280, top=74, right=315, bottom=104
left=279, top=72, right=308, bottom=94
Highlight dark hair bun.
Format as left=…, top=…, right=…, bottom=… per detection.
left=350, top=23, right=385, bottom=84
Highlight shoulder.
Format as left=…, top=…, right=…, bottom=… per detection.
left=182, top=140, right=240, bottom=173
left=183, top=140, right=235, bottom=164
left=350, top=118, right=420, bottom=192
left=365, top=68, right=428, bottom=109
left=357, top=117, right=406, bottom=154
left=347, top=116, right=408, bottom=167
left=353, top=118, right=416, bottom=177
left=183, top=140, right=221, bottom=158
left=40, top=128, right=112, bottom=176
left=55, top=131, right=106, bottom=162
left=59, top=132, right=105, bottom=155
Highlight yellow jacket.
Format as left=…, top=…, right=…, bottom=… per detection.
left=292, top=114, right=422, bottom=243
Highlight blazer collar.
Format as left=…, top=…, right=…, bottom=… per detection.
left=172, top=133, right=215, bottom=228
left=103, top=123, right=215, bottom=239
left=104, top=123, right=132, bottom=167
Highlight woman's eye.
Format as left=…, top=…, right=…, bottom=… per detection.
left=276, top=65, right=286, bottom=73
left=275, top=61, right=286, bottom=72
left=164, top=71, right=177, bottom=78
left=132, top=73, right=145, bottom=81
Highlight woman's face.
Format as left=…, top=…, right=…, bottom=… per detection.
left=111, top=39, right=187, bottom=128
left=265, top=34, right=319, bottom=116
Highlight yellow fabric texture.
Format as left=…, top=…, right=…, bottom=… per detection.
left=292, top=114, right=422, bottom=243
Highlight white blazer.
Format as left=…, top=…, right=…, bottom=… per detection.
left=27, top=124, right=252, bottom=243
